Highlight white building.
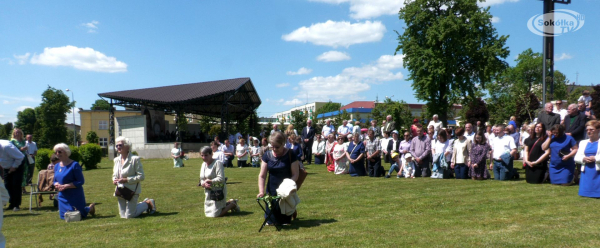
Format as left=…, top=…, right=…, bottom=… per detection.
left=272, top=102, right=334, bottom=124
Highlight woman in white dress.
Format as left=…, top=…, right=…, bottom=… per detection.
left=171, top=142, right=183, bottom=168
left=333, top=136, right=349, bottom=174
left=236, top=138, right=249, bottom=168
left=199, top=146, right=239, bottom=217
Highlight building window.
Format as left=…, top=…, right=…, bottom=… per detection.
left=99, top=120, right=108, bottom=130
left=99, top=138, right=108, bottom=147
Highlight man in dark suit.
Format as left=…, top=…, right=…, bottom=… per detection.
left=302, top=119, right=316, bottom=164
left=383, top=115, right=395, bottom=136
left=565, top=103, right=587, bottom=142
left=538, top=102, right=561, bottom=130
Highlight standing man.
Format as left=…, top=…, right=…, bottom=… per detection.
left=489, top=124, right=517, bottom=181
left=346, top=120, right=354, bottom=131
left=410, top=125, right=432, bottom=177
left=365, top=129, right=383, bottom=177
left=1, top=140, right=25, bottom=211
left=25, top=134, right=37, bottom=186
left=271, top=124, right=280, bottom=135
left=302, top=119, right=315, bottom=165
left=538, top=102, right=561, bottom=130
left=383, top=115, right=395, bottom=136
left=369, top=120, right=381, bottom=139
left=322, top=119, right=335, bottom=138
left=428, top=114, right=444, bottom=134
left=337, top=120, right=350, bottom=139
left=465, top=123, right=476, bottom=142
left=553, top=100, right=568, bottom=124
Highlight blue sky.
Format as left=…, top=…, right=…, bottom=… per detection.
left=0, top=0, right=597, bottom=125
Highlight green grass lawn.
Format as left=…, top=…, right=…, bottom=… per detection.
left=5, top=158, right=600, bottom=247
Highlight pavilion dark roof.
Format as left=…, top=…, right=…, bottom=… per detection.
left=98, top=77, right=261, bottom=119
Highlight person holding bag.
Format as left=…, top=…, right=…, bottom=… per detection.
left=199, top=146, right=239, bottom=217
left=112, top=137, right=156, bottom=218
left=53, top=143, right=95, bottom=220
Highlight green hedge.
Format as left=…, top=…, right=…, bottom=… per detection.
left=69, top=145, right=81, bottom=164
left=79, top=143, right=102, bottom=170
left=35, top=148, right=53, bottom=171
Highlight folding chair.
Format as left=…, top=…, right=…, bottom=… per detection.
left=29, top=170, right=58, bottom=212
left=256, top=196, right=281, bottom=232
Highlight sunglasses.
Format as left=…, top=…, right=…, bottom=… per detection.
left=116, top=144, right=123, bottom=148
left=54, top=150, right=62, bottom=154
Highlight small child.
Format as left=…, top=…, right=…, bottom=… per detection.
left=401, top=153, right=415, bottom=179
left=250, top=139, right=261, bottom=168
left=386, top=151, right=403, bottom=178
left=579, top=90, right=592, bottom=110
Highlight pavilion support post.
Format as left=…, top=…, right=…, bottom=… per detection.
left=220, top=102, right=230, bottom=142
left=175, top=110, right=181, bottom=143
left=109, top=99, right=115, bottom=160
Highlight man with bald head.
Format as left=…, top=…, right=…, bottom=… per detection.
left=537, top=102, right=560, bottom=130
left=383, top=115, right=395, bottom=136
left=302, top=119, right=316, bottom=164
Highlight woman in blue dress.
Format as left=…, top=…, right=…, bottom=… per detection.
left=575, top=120, right=600, bottom=197
left=53, top=143, right=95, bottom=219
left=346, top=134, right=366, bottom=176
left=542, top=124, right=578, bottom=185
left=257, top=132, right=300, bottom=226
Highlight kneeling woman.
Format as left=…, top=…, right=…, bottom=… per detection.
left=112, top=137, right=156, bottom=218
left=200, top=146, right=239, bottom=217
left=53, top=143, right=95, bottom=220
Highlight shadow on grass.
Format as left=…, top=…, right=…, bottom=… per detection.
left=137, top=211, right=179, bottom=218
left=285, top=218, right=337, bottom=230
left=5, top=213, right=41, bottom=217
left=230, top=210, right=253, bottom=217
left=226, top=182, right=242, bottom=185
left=91, top=215, right=117, bottom=219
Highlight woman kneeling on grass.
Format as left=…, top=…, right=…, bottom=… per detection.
left=200, top=146, right=239, bottom=217
left=53, top=143, right=95, bottom=220
left=112, top=136, right=156, bottom=218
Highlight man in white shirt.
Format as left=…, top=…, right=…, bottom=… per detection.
left=25, top=134, right=38, bottom=186
left=337, top=120, right=350, bottom=139
left=1, top=140, right=25, bottom=211
left=322, top=119, right=335, bottom=137
left=464, top=123, right=476, bottom=142
left=553, top=100, right=568, bottom=124
left=489, top=124, right=517, bottom=181
left=346, top=120, right=353, bottom=131
left=428, top=114, right=444, bottom=134
left=221, top=139, right=235, bottom=168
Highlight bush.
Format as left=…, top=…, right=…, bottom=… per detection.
left=69, top=145, right=81, bottom=164
left=35, top=148, right=53, bottom=171
left=79, top=143, right=102, bottom=170
left=86, top=131, right=99, bottom=144
left=131, top=151, right=139, bottom=156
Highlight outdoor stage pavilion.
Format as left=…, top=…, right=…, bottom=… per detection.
left=98, top=77, right=261, bottom=159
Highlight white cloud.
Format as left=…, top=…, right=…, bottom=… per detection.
left=14, top=53, right=30, bottom=65
left=284, top=99, right=303, bottom=106
left=287, top=67, right=313, bottom=75
left=310, top=0, right=404, bottom=19
left=282, top=20, right=386, bottom=48
left=555, top=53, right=573, bottom=61
left=293, top=87, right=299, bottom=91
left=478, top=0, right=519, bottom=7
left=15, top=106, right=33, bottom=112
left=491, top=16, right=500, bottom=23
left=296, top=54, right=404, bottom=100
left=30, top=45, right=128, bottom=73
left=276, top=83, right=291, bottom=88
left=81, top=20, right=99, bottom=33
left=3, top=100, right=10, bottom=104
left=0, top=95, right=40, bottom=103
left=317, top=51, right=351, bottom=62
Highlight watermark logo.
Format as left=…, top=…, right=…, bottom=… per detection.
left=527, top=9, right=584, bottom=37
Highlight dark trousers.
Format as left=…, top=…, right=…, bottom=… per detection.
left=237, top=160, right=247, bottom=168
left=303, top=141, right=313, bottom=164
left=314, top=154, right=324, bottom=164
left=26, top=160, right=35, bottom=185
left=454, top=163, right=469, bottom=179
left=414, top=157, right=431, bottom=177
left=367, top=158, right=383, bottom=177
left=225, top=156, right=233, bottom=168
left=4, top=161, right=25, bottom=208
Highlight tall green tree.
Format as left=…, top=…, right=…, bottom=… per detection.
left=464, top=97, right=489, bottom=126
left=290, top=110, right=307, bottom=133
left=36, top=86, right=72, bottom=148
left=396, top=0, right=509, bottom=126
left=315, top=101, right=341, bottom=121
left=0, top=123, right=11, bottom=139
left=371, top=98, right=413, bottom=133
left=15, top=108, right=37, bottom=136
left=91, top=99, right=111, bottom=110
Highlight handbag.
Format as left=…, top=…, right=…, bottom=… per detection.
left=209, top=189, right=225, bottom=201
left=65, top=208, right=81, bottom=222
left=115, top=184, right=138, bottom=201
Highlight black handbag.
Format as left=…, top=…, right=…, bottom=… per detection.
left=208, top=189, right=224, bottom=201
left=115, top=184, right=138, bottom=201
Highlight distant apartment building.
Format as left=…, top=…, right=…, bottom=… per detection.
left=272, top=102, right=332, bottom=124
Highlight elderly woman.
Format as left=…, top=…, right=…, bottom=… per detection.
left=285, top=134, right=303, bottom=163
left=346, top=133, right=366, bottom=177
left=257, top=132, right=300, bottom=225
left=542, top=124, right=578, bottom=185
left=451, top=127, right=471, bottom=179
left=112, top=137, right=156, bottom=218
left=200, top=146, right=239, bottom=217
left=575, top=121, right=600, bottom=197
left=523, top=123, right=550, bottom=184
left=171, top=142, right=184, bottom=168
left=333, top=136, right=349, bottom=174
left=53, top=143, right=95, bottom=220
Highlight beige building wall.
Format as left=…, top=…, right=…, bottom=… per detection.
left=79, top=109, right=141, bottom=147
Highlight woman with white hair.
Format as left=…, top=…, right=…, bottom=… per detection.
left=200, top=146, right=239, bottom=217
left=428, top=114, right=444, bottom=135
left=53, top=143, right=95, bottom=220
left=112, top=137, right=156, bottom=218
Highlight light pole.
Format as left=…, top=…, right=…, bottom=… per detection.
left=66, top=89, right=76, bottom=146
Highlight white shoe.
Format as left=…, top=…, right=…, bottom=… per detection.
left=149, top=199, right=156, bottom=214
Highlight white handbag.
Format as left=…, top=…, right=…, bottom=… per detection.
left=65, top=209, right=81, bottom=222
